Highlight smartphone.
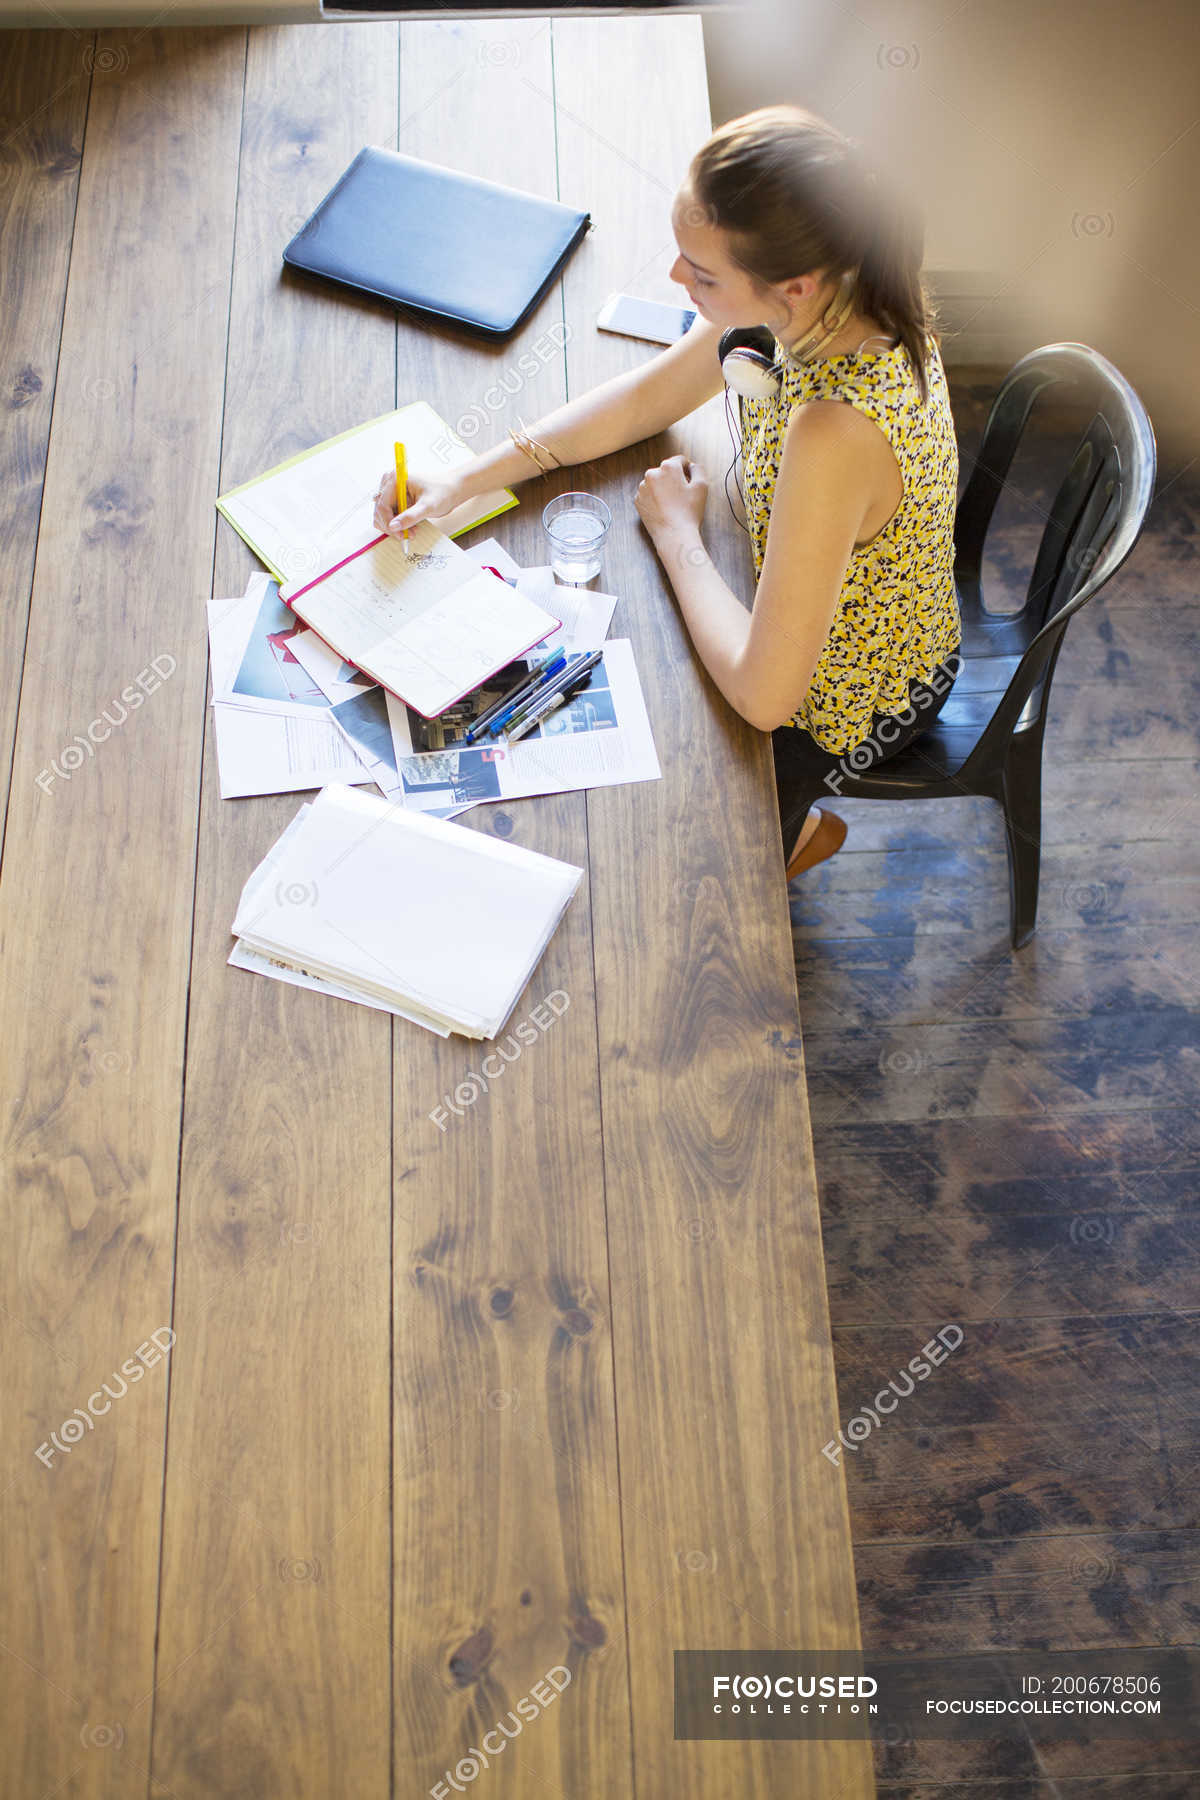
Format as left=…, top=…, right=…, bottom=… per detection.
left=596, top=293, right=697, bottom=345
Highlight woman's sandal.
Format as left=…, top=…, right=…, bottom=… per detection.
left=785, top=806, right=848, bottom=881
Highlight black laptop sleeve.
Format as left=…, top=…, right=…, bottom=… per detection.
left=283, top=146, right=591, bottom=341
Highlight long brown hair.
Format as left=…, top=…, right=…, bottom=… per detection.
left=686, top=104, right=939, bottom=405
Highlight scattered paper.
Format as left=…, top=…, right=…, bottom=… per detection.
left=390, top=639, right=659, bottom=816
left=208, top=540, right=631, bottom=811
left=286, top=626, right=376, bottom=707
left=207, top=584, right=373, bottom=799
left=529, top=577, right=617, bottom=656
left=226, top=581, right=331, bottom=713
left=211, top=699, right=370, bottom=800
left=464, top=540, right=618, bottom=654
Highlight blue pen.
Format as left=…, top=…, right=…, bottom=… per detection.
left=506, top=668, right=597, bottom=743
left=464, top=648, right=566, bottom=743
left=486, top=651, right=571, bottom=736
left=499, top=649, right=602, bottom=736
left=496, top=659, right=582, bottom=736
left=485, top=654, right=568, bottom=736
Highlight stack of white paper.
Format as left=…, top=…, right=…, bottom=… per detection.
left=230, top=784, right=582, bottom=1039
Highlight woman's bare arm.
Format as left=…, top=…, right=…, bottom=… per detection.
left=456, top=312, right=728, bottom=496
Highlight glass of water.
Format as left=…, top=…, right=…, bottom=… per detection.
left=542, top=492, right=612, bottom=584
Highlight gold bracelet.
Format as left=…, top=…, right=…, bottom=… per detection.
left=527, top=434, right=560, bottom=470
left=517, top=416, right=559, bottom=465
left=508, top=426, right=551, bottom=473
left=513, top=417, right=562, bottom=472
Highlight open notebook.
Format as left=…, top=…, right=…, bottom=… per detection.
left=216, top=401, right=558, bottom=715
left=230, top=784, right=583, bottom=1039
left=275, top=516, right=560, bottom=717
left=216, top=400, right=518, bottom=588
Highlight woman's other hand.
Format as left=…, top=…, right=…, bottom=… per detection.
left=635, top=453, right=709, bottom=544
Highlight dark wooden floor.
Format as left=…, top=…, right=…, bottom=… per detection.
left=794, top=369, right=1200, bottom=1796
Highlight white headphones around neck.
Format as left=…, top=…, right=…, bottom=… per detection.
left=716, top=275, right=861, bottom=535
left=718, top=326, right=787, bottom=400
left=718, top=272, right=859, bottom=399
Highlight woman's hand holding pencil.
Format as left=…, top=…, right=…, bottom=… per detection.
left=393, top=441, right=408, bottom=552
left=372, top=462, right=475, bottom=542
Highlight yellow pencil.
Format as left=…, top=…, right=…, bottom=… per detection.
left=393, top=440, right=408, bottom=555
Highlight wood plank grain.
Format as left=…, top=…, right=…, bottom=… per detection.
left=831, top=1314, right=1200, bottom=1446
left=1028, top=1736, right=1200, bottom=1788
left=855, top=1530, right=1200, bottom=1653
left=876, top=1775, right=1200, bottom=1798
left=792, top=919, right=1200, bottom=1033
left=554, top=15, right=875, bottom=1799
left=0, top=31, right=91, bottom=828
left=1041, top=686, right=1200, bottom=761
left=829, top=1315, right=1200, bottom=1552
left=788, top=837, right=1200, bottom=943
left=805, top=759, right=1200, bottom=859
left=872, top=1736, right=1045, bottom=1793
left=837, top=1415, right=1198, bottom=1542
left=819, top=1104, right=1200, bottom=1165
left=804, top=387, right=1200, bottom=1791
left=148, top=23, right=399, bottom=1799
left=821, top=1197, right=1200, bottom=1325
left=0, top=26, right=245, bottom=1800
left=1055, top=601, right=1200, bottom=684
left=386, top=20, right=631, bottom=1797
left=816, top=1141, right=1200, bottom=1226
left=807, top=998, right=1198, bottom=1119
left=804, top=1008, right=1200, bottom=1125
left=871, top=1719, right=1200, bottom=1795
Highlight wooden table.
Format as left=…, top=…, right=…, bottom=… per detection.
left=0, top=16, right=874, bottom=1797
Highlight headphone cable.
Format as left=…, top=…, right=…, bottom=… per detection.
left=723, top=385, right=750, bottom=534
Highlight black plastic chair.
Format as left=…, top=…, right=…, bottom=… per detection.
left=833, top=341, right=1157, bottom=949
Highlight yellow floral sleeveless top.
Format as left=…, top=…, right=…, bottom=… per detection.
left=739, top=328, right=960, bottom=754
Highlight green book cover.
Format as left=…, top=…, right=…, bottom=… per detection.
left=215, top=401, right=518, bottom=584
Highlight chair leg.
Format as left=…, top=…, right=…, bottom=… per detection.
left=1000, top=729, right=1044, bottom=950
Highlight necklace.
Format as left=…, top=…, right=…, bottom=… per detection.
left=778, top=273, right=857, bottom=365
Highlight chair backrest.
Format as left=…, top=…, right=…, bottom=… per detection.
left=954, top=343, right=1157, bottom=752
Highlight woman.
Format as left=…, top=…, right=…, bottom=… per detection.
left=374, top=104, right=962, bottom=880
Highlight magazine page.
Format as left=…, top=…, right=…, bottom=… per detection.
left=388, top=640, right=659, bottom=815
